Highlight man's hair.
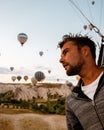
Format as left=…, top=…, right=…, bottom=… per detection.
left=58, top=33, right=96, bottom=60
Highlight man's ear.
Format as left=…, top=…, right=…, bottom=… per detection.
left=81, top=46, right=90, bottom=57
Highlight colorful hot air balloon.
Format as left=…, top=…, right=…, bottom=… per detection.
left=34, top=71, right=45, bottom=82
left=17, top=75, right=22, bottom=81
left=17, top=33, right=28, bottom=46
left=39, top=51, right=43, bottom=56
left=24, top=75, right=28, bottom=81
left=11, top=76, right=16, bottom=82
left=10, top=67, right=14, bottom=71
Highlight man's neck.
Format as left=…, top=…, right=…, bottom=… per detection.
left=80, top=67, right=103, bottom=86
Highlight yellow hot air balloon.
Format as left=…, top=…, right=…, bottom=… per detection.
left=17, top=33, right=28, bottom=46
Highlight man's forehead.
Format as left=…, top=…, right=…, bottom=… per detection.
left=62, top=41, right=75, bottom=49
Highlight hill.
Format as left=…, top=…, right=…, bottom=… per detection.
left=0, top=82, right=72, bottom=100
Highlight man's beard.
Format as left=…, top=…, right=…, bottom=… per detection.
left=66, top=63, right=82, bottom=76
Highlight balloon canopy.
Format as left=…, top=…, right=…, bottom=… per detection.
left=17, top=33, right=28, bottom=46
left=31, top=77, right=37, bottom=85
left=24, top=75, right=28, bottom=81
left=34, top=71, right=45, bottom=82
left=11, top=76, right=16, bottom=82
left=83, top=25, right=87, bottom=30
left=39, top=51, right=44, bottom=56
left=10, top=67, right=14, bottom=71
left=17, top=75, right=22, bottom=81
left=48, top=70, right=51, bottom=74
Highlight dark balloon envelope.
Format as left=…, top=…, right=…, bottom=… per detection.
left=34, top=71, right=45, bottom=82
left=17, top=75, right=22, bottom=81
left=39, top=51, right=43, bottom=56
left=10, top=67, right=14, bottom=71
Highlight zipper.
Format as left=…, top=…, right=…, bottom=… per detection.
left=91, top=100, right=104, bottom=129
left=73, top=95, right=104, bottom=129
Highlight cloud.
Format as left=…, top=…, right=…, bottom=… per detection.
left=0, top=67, right=10, bottom=74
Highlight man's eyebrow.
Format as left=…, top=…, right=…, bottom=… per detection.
left=62, top=48, right=69, bottom=54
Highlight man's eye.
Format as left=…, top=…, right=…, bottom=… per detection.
left=63, top=50, right=69, bottom=55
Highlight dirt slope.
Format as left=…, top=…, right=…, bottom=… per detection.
left=0, top=113, right=67, bottom=130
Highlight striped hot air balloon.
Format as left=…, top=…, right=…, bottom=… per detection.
left=34, top=71, right=45, bottom=82
left=17, top=33, right=28, bottom=46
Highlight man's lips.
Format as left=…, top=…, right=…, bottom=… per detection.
left=63, top=64, right=69, bottom=70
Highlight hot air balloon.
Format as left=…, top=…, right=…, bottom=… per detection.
left=10, top=67, right=14, bottom=71
left=39, top=51, right=44, bottom=56
left=83, top=25, right=87, bottom=30
left=91, top=1, right=95, bottom=5
left=31, top=77, right=37, bottom=85
left=24, top=75, right=28, bottom=81
left=11, top=76, right=16, bottom=82
left=48, top=70, right=51, bottom=74
left=57, top=78, right=59, bottom=82
left=17, top=75, right=22, bottom=81
left=34, top=71, right=45, bottom=82
left=17, top=33, right=28, bottom=46
left=65, top=80, right=73, bottom=87
left=88, top=24, right=94, bottom=30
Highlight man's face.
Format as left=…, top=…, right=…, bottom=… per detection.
left=59, top=41, right=84, bottom=76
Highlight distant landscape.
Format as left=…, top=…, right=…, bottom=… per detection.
left=0, top=82, right=72, bottom=130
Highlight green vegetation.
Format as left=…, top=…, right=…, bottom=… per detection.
left=0, top=92, right=65, bottom=115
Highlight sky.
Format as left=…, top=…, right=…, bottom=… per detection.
left=0, top=0, right=104, bottom=84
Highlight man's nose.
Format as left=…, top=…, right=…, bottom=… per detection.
left=59, top=56, right=63, bottom=63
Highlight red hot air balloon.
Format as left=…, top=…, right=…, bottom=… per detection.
left=17, top=33, right=28, bottom=46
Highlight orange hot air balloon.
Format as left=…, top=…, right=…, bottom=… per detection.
left=24, top=75, right=28, bottom=81
left=17, top=33, right=28, bottom=46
